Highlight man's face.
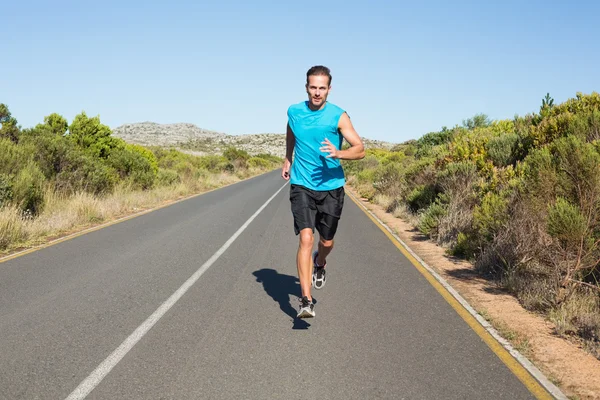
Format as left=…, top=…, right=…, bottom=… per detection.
left=306, top=75, right=330, bottom=109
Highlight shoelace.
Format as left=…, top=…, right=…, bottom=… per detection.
left=299, top=297, right=312, bottom=306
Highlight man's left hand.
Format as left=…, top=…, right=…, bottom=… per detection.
left=320, top=138, right=339, bottom=159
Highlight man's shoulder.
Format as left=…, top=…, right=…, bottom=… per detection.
left=326, top=102, right=345, bottom=112
left=287, top=101, right=307, bottom=114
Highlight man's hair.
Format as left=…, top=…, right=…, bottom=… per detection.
left=306, top=65, right=332, bottom=86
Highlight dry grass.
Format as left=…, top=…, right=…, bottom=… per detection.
left=548, top=292, right=600, bottom=358
left=373, top=193, right=394, bottom=210
left=0, top=206, right=30, bottom=249
left=0, top=169, right=271, bottom=255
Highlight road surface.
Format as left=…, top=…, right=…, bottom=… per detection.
left=0, top=170, right=553, bottom=399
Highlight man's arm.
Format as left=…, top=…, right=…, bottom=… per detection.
left=282, top=123, right=295, bottom=180
left=320, top=112, right=365, bottom=160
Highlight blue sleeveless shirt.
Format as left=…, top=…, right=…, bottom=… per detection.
left=287, top=101, right=346, bottom=191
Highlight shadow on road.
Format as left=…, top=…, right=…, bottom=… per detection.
left=252, top=268, right=316, bottom=330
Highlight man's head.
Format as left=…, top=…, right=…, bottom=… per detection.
left=305, top=65, right=332, bottom=110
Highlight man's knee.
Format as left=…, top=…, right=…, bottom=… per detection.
left=299, top=228, right=314, bottom=248
left=319, top=237, right=334, bottom=249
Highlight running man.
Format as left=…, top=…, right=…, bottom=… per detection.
left=282, top=65, right=365, bottom=318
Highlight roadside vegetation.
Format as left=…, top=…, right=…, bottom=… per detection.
left=0, top=104, right=280, bottom=254
left=343, top=92, right=600, bottom=358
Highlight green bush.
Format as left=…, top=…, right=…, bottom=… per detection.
left=21, top=130, right=85, bottom=179
left=436, top=162, right=478, bottom=191
left=417, top=128, right=454, bottom=147
left=404, top=157, right=436, bottom=186
left=0, top=174, right=12, bottom=207
left=12, top=162, right=46, bottom=215
left=157, top=169, right=180, bottom=186
left=565, top=109, right=600, bottom=142
left=198, top=155, right=229, bottom=172
left=0, top=138, right=35, bottom=176
left=381, top=151, right=404, bottom=165
left=55, top=152, right=117, bottom=195
left=172, top=160, right=196, bottom=179
left=254, top=153, right=281, bottom=164
left=107, top=143, right=157, bottom=189
left=551, top=135, right=600, bottom=204
left=473, top=192, right=509, bottom=242
left=520, top=147, right=558, bottom=208
left=217, top=160, right=235, bottom=173
left=248, top=157, right=270, bottom=169
left=451, top=232, right=478, bottom=259
left=486, top=133, right=519, bottom=167
left=356, top=169, right=376, bottom=184
left=546, top=197, right=587, bottom=250
left=418, top=202, right=447, bottom=237
left=223, top=147, right=250, bottom=162
left=406, top=184, right=437, bottom=212
left=373, top=162, right=404, bottom=195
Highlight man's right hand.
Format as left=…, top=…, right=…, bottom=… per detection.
left=281, top=159, right=291, bottom=180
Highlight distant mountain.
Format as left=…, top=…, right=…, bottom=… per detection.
left=111, top=122, right=396, bottom=159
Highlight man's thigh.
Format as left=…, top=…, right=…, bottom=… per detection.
left=290, top=184, right=317, bottom=235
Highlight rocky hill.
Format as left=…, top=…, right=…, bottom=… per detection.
left=112, top=122, right=396, bottom=159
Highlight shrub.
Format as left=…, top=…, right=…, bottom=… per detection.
left=248, top=157, right=270, bottom=169
left=403, top=146, right=416, bottom=157
left=254, top=153, right=281, bottom=164
left=156, top=169, right=180, bottom=186
left=198, top=155, right=229, bottom=172
left=486, top=133, right=519, bottom=167
left=55, top=152, right=117, bottom=195
left=451, top=232, right=479, bottom=260
left=0, top=174, right=12, bottom=207
left=12, top=161, right=46, bottom=215
left=473, top=191, right=510, bottom=243
left=418, top=202, right=447, bottom=237
left=223, top=147, right=250, bottom=162
left=107, top=143, right=157, bottom=189
left=0, top=138, right=35, bottom=176
left=406, top=184, right=437, bottom=212
left=372, top=163, right=405, bottom=197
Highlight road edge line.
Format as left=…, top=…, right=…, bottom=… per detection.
left=346, top=189, right=567, bottom=400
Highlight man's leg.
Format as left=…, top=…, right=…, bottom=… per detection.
left=290, top=184, right=318, bottom=317
left=311, top=213, right=339, bottom=290
left=316, top=236, right=334, bottom=267
left=297, top=228, right=314, bottom=300
left=312, top=187, right=344, bottom=289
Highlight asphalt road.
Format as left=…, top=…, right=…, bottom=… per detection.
left=0, top=170, right=547, bottom=399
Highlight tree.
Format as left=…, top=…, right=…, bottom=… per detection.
left=541, top=93, right=554, bottom=110
left=0, top=103, right=20, bottom=142
left=44, top=113, right=69, bottom=136
left=68, top=112, right=118, bottom=158
left=462, top=113, right=491, bottom=130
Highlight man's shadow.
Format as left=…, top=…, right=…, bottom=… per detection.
left=253, top=268, right=316, bottom=330
left=310, top=155, right=344, bottom=186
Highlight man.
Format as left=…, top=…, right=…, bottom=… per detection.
left=282, top=65, right=365, bottom=318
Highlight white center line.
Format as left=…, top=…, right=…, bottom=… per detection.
left=65, top=182, right=288, bottom=400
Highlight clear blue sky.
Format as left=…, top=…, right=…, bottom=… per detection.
left=3, top=0, right=599, bottom=143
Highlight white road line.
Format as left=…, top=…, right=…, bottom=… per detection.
left=65, top=182, right=288, bottom=400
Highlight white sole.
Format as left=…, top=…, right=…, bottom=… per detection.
left=297, top=309, right=315, bottom=318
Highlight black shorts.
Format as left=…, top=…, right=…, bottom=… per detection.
left=289, top=184, right=345, bottom=240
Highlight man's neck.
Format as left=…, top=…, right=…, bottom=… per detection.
left=308, top=101, right=326, bottom=111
